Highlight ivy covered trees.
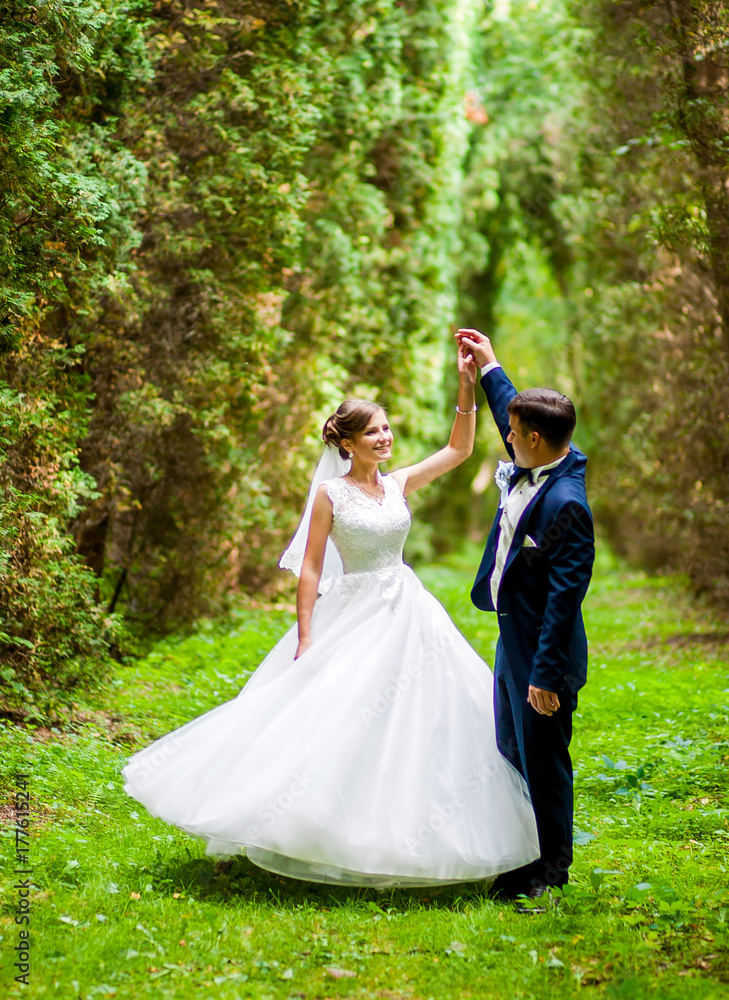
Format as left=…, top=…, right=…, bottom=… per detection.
left=1, top=0, right=482, bottom=710
left=448, top=0, right=729, bottom=605
left=0, top=0, right=151, bottom=711
left=564, top=0, right=729, bottom=603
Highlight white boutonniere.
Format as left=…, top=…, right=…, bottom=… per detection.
left=494, top=460, right=516, bottom=508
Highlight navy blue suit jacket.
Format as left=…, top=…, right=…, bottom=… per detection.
left=471, top=367, right=595, bottom=695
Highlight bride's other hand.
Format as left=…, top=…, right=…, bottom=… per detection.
left=457, top=340, right=478, bottom=386
left=295, top=637, right=313, bottom=660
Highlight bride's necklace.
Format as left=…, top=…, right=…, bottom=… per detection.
left=346, top=471, right=384, bottom=500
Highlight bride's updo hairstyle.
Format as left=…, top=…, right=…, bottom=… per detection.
left=322, top=399, right=386, bottom=460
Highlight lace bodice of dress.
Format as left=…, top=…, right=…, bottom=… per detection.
left=325, top=474, right=411, bottom=574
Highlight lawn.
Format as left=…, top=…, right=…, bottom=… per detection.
left=1, top=545, right=728, bottom=999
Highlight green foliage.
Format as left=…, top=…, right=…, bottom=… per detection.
left=0, top=379, right=124, bottom=716
left=422, top=0, right=586, bottom=546
left=445, top=0, right=729, bottom=607
left=560, top=0, right=729, bottom=603
left=1, top=0, right=486, bottom=708
left=0, top=0, right=151, bottom=341
left=0, top=0, right=150, bottom=711
left=44, top=0, right=483, bottom=634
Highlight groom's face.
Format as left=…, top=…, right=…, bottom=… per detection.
left=507, top=415, right=537, bottom=468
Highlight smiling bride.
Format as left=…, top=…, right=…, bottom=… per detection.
left=121, top=341, right=540, bottom=887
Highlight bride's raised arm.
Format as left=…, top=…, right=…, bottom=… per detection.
left=391, top=341, right=478, bottom=497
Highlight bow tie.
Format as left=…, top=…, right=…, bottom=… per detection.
left=513, top=466, right=553, bottom=487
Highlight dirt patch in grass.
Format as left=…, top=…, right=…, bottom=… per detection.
left=661, top=631, right=729, bottom=649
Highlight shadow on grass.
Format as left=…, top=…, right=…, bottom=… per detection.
left=152, top=852, right=494, bottom=912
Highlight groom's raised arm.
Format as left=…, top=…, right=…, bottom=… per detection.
left=456, top=329, right=517, bottom=460
left=481, top=366, right=518, bottom=459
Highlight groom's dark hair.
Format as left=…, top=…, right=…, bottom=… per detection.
left=507, top=388, right=576, bottom=450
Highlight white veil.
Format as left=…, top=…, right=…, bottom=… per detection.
left=279, top=444, right=351, bottom=592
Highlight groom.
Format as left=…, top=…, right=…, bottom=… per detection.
left=456, top=328, right=595, bottom=905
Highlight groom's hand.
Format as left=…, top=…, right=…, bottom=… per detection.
left=528, top=685, right=561, bottom=716
left=455, top=328, right=498, bottom=369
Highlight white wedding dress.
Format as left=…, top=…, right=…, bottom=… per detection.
left=122, top=473, right=539, bottom=887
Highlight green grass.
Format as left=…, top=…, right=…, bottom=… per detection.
left=1, top=545, right=728, bottom=999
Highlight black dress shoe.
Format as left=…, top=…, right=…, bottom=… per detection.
left=515, top=882, right=556, bottom=914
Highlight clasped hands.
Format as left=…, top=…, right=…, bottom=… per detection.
left=455, top=327, right=498, bottom=369
left=456, top=327, right=499, bottom=388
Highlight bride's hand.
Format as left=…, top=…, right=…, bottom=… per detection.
left=457, top=340, right=478, bottom=385
left=295, top=637, right=313, bottom=660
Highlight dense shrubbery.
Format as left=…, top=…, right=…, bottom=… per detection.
left=564, top=0, right=729, bottom=603
left=0, top=0, right=150, bottom=711
left=444, top=0, right=729, bottom=604
left=1, top=0, right=481, bottom=711
left=78, top=0, right=480, bottom=632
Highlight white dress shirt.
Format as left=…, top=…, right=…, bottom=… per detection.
left=489, top=456, right=567, bottom=609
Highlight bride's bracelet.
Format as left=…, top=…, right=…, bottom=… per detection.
left=455, top=404, right=478, bottom=415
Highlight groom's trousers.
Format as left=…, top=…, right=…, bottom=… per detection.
left=492, top=638, right=577, bottom=888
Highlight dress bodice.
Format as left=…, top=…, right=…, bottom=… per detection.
left=325, top=474, right=411, bottom=574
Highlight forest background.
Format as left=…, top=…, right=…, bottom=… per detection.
left=1, top=0, right=729, bottom=717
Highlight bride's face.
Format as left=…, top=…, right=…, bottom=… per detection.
left=349, top=409, right=393, bottom=465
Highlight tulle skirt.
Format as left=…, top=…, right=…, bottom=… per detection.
left=122, top=563, right=539, bottom=887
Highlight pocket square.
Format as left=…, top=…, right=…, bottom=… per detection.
left=522, top=534, right=538, bottom=548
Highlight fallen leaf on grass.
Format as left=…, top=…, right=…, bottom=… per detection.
left=324, top=966, right=356, bottom=978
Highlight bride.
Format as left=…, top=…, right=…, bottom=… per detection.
left=122, top=342, right=539, bottom=887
